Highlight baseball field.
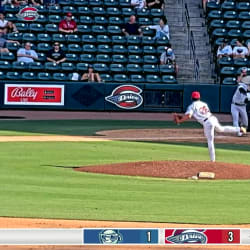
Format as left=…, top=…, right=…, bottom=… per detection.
left=0, top=110, right=250, bottom=249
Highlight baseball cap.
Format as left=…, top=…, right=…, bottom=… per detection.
left=191, top=91, right=200, bottom=99
left=241, top=76, right=250, bottom=85
left=166, top=48, right=173, bottom=56
left=66, top=12, right=72, bottom=17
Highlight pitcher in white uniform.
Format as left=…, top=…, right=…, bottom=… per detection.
left=231, top=75, right=250, bottom=136
left=173, top=91, right=247, bottom=162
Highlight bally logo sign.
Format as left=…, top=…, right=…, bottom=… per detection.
left=105, top=85, right=143, bottom=110
left=4, top=84, right=64, bottom=106
left=17, top=6, right=39, bottom=21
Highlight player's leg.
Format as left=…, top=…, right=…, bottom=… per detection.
left=213, top=116, right=241, bottom=134
left=204, top=122, right=216, bottom=162
left=239, top=106, right=248, bottom=128
left=231, top=104, right=239, bottom=127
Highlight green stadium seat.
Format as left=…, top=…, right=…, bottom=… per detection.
left=74, top=0, right=88, bottom=6
left=37, top=72, right=52, bottom=81
left=122, top=8, right=135, bottom=16
left=96, top=54, right=111, bottom=63
left=22, top=72, right=37, bottom=80
left=150, top=8, right=164, bottom=17
left=241, top=21, right=250, bottom=31
left=126, top=63, right=142, bottom=73
left=143, top=45, right=157, bottom=54
left=37, top=53, right=47, bottom=62
left=227, top=29, right=241, bottom=39
left=67, top=34, right=81, bottom=43
left=37, top=33, right=52, bottom=42
left=92, top=25, right=107, bottom=34
left=128, top=45, right=142, bottom=54
left=110, top=63, right=125, bottom=73
left=220, top=66, right=236, bottom=78
left=222, top=77, right=237, bottom=85
left=67, top=44, right=82, bottom=53
left=143, top=64, right=159, bottom=73
left=97, top=44, right=112, bottom=53
left=45, top=62, right=61, bottom=71
left=233, top=58, right=248, bottom=67
left=238, top=11, right=250, bottom=21
left=77, top=25, right=92, bottom=34
left=7, top=32, right=22, bottom=42
left=223, top=11, right=238, bottom=21
left=80, top=54, right=96, bottom=63
left=113, top=45, right=128, bottom=54
left=4, top=5, right=18, bottom=13
left=93, top=63, right=109, bottom=72
left=22, top=33, right=37, bottom=42
left=136, top=8, right=150, bottom=17
left=92, top=7, right=106, bottom=15
left=236, top=2, right=250, bottom=11
left=97, top=35, right=111, bottom=44
left=146, top=74, right=161, bottom=83
left=82, top=44, right=97, bottom=53
left=142, top=36, right=155, bottom=45
left=78, top=7, right=92, bottom=15
left=128, top=55, right=143, bottom=64
left=152, top=17, right=161, bottom=25
left=45, top=24, right=58, bottom=33
left=48, top=15, right=61, bottom=24
left=66, top=53, right=79, bottom=62
left=0, top=71, right=6, bottom=79
left=30, top=23, right=45, bottom=33
left=109, top=17, right=123, bottom=25
left=112, top=35, right=126, bottom=44
left=79, top=16, right=93, bottom=25
left=36, top=14, right=48, bottom=23
left=37, top=43, right=52, bottom=52
left=225, top=20, right=240, bottom=29
left=113, top=74, right=129, bottom=82
left=76, top=62, right=89, bottom=71
left=162, top=75, right=177, bottom=84
left=62, top=6, right=77, bottom=14
left=130, top=74, right=145, bottom=83
left=94, top=16, right=108, bottom=25
left=89, top=0, right=103, bottom=6
left=112, top=54, right=127, bottom=63
left=156, top=36, right=170, bottom=46
left=206, top=1, right=220, bottom=12
left=104, top=0, right=119, bottom=7
left=48, top=5, right=61, bottom=14
left=159, top=64, right=175, bottom=75
left=6, top=42, right=19, bottom=52
left=207, top=10, right=222, bottom=22
left=126, top=35, right=141, bottom=45
left=6, top=71, right=20, bottom=80
left=211, top=28, right=227, bottom=41
left=1, top=52, right=15, bottom=61
left=52, top=34, right=65, bottom=43
left=35, top=5, right=48, bottom=14
left=242, top=30, right=250, bottom=39
left=119, top=0, right=130, bottom=7
left=217, top=57, right=233, bottom=67
left=100, top=73, right=113, bottom=82
left=60, top=0, right=73, bottom=5
left=0, top=61, right=11, bottom=70
left=142, top=27, right=155, bottom=36
left=61, top=62, right=76, bottom=72
left=28, top=62, right=44, bottom=71
left=53, top=73, right=68, bottom=81
left=221, top=1, right=236, bottom=11
left=144, top=55, right=158, bottom=64
left=107, top=25, right=122, bottom=34
left=12, top=61, right=28, bottom=71
left=5, top=13, right=17, bottom=22
left=107, top=7, right=121, bottom=16
left=138, top=17, right=152, bottom=25
left=82, top=35, right=96, bottom=44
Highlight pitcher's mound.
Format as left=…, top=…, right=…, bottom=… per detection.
left=75, top=161, right=250, bottom=180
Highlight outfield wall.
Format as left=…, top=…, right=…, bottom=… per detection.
left=0, top=81, right=248, bottom=113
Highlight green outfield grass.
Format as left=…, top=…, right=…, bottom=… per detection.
left=0, top=119, right=250, bottom=224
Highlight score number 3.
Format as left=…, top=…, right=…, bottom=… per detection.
left=228, top=231, right=234, bottom=242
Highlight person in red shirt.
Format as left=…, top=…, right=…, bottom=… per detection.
left=59, top=12, right=77, bottom=34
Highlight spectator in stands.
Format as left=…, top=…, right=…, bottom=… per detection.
left=81, top=65, right=102, bottom=83
left=160, top=45, right=178, bottom=74
left=28, top=0, right=43, bottom=5
left=0, top=32, right=20, bottom=53
left=122, top=15, right=142, bottom=36
left=59, top=12, right=78, bottom=34
left=1, top=0, right=12, bottom=7
left=237, top=67, right=248, bottom=83
left=131, top=0, right=146, bottom=9
left=17, top=42, right=38, bottom=63
left=216, top=38, right=232, bottom=59
left=47, top=42, right=66, bottom=64
left=233, top=38, right=249, bottom=59
left=146, top=0, right=164, bottom=9
left=141, top=17, right=169, bottom=40
left=12, top=0, right=28, bottom=6
left=0, top=13, right=18, bottom=34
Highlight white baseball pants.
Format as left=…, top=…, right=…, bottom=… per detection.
left=203, top=116, right=240, bottom=162
left=231, top=103, right=248, bottom=128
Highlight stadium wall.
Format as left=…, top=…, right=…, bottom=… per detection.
left=0, top=82, right=242, bottom=113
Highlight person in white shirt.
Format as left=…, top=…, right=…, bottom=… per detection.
left=145, top=17, right=169, bottom=40
left=233, top=38, right=249, bottom=59
left=231, top=76, right=250, bottom=136
left=173, top=91, right=246, bottom=162
left=217, top=38, right=232, bottom=59
left=131, top=0, right=146, bottom=9
left=17, top=42, right=38, bottom=63
left=0, top=12, right=18, bottom=34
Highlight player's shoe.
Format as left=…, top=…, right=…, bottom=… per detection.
left=237, top=132, right=243, bottom=137
left=240, top=127, right=247, bottom=135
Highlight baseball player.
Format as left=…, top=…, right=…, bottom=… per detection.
left=173, top=91, right=247, bottom=162
left=231, top=75, right=250, bottom=136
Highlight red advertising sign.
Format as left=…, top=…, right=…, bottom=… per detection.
left=4, top=84, right=64, bottom=106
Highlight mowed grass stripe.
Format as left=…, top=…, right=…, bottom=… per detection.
left=0, top=141, right=250, bottom=223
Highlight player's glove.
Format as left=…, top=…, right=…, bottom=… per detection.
left=173, top=113, right=182, bottom=125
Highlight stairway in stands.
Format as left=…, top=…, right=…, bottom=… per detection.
left=165, top=0, right=215, bottom=83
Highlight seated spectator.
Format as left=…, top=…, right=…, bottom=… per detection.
left=0, top=13, right=18, bottom=34
left=28, top=0, right=43, bottom=5
left=1, top=0, right=12, bottom=6
left=12, top=0, right=28, bottom=6
left=142, top=17, right=169, bottom=40
left=47, top=42, right=66, bottom=64
left=81, top=65, right=102, bottom=83
left=160, top=45, right=178, bottom=74
left=59, top=12, right=77, bottom=34
left=146, top=0, right=164, bottom=9
left=17, top=42, right=38, bottom=63
left=233, top=38, right=249, bottom=59
left=131, top=0, right=146, bottom=9
left=217, top=38, right=232, bottom=59
left=122, top=15, right=142, bottom=36
left=0, top=32, right=20, bottom=53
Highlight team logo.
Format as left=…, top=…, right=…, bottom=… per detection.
left=17, top=7, right=39, bottom=21
left=105, top=85, right=143, bottom=109
left=166, top=229, right=207, bottom=244
left=99, top=229, right=123, bottom=244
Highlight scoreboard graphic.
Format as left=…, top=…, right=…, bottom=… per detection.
left=0, top=228, right=249, bottom=245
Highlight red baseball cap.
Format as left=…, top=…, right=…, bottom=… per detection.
left=66, top=12, right=72, bottom=17
left=191, top=91, right=200, bottom=99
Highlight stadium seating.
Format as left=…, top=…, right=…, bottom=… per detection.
left=0, top=3, right=176, bottom=83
